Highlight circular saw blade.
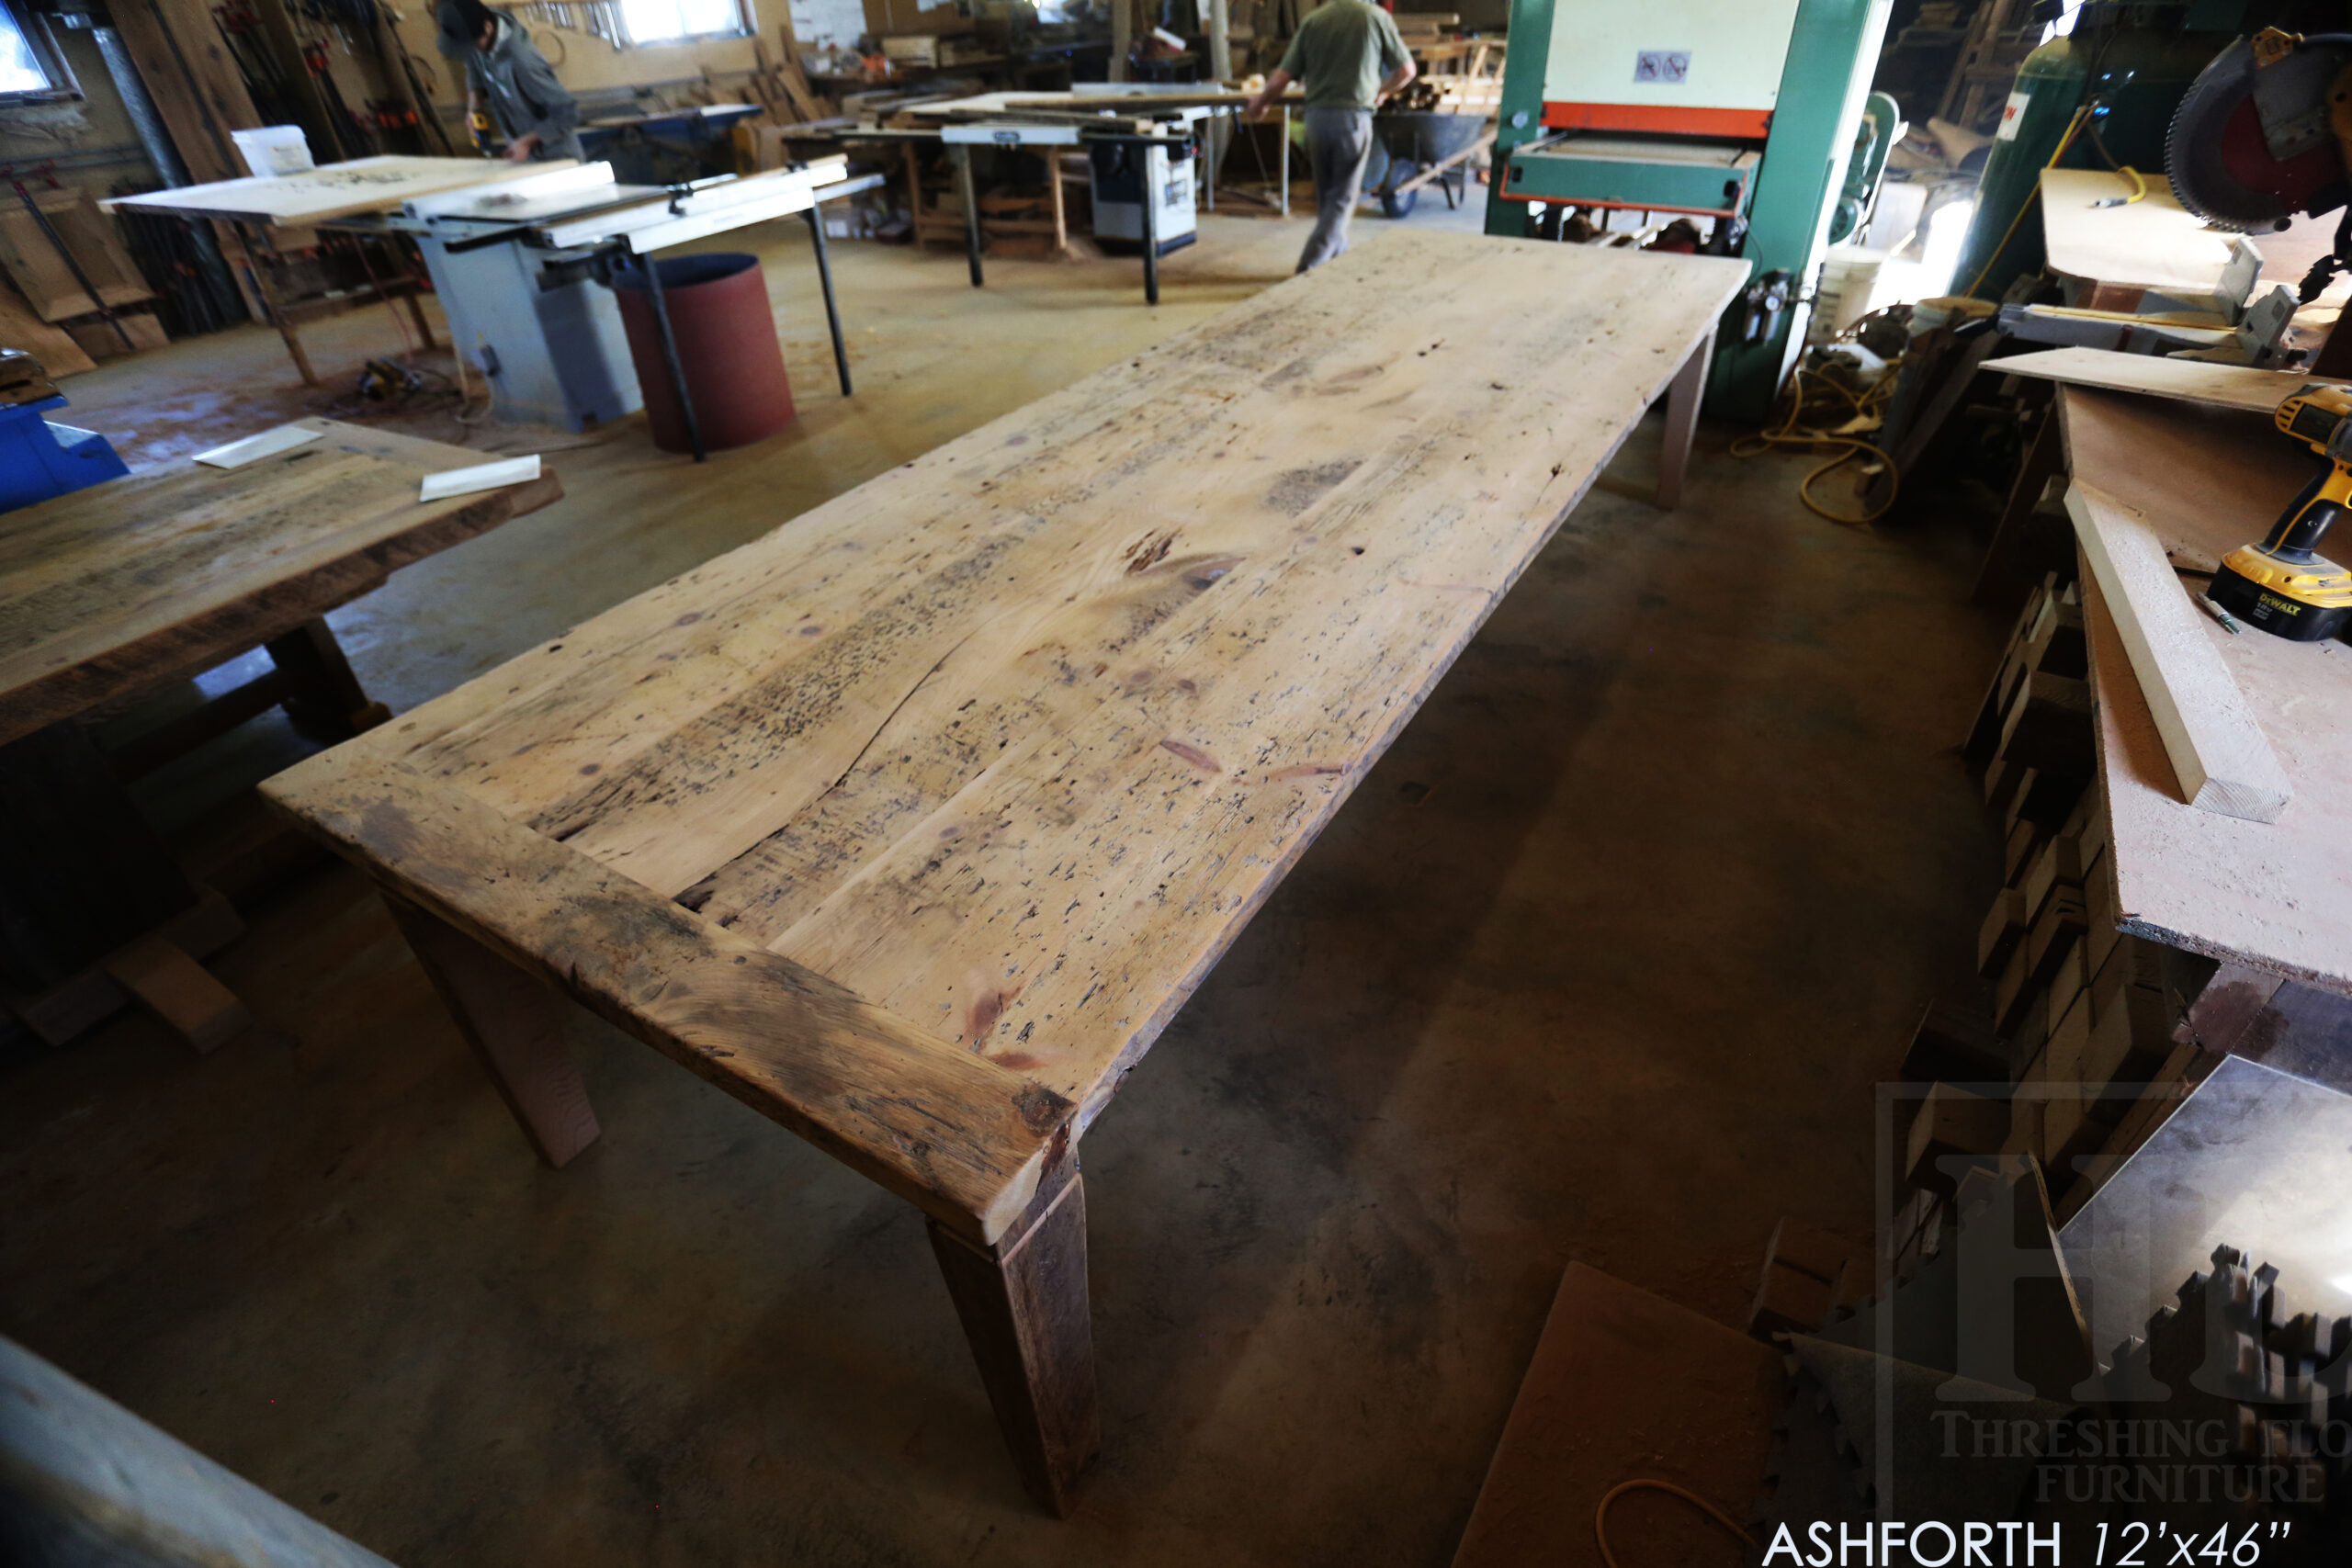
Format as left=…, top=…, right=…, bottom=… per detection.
left=2169, top=37, right=2349, bottom=231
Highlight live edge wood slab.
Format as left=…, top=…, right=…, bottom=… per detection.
left=260, top=231, right=1750, bottom=1513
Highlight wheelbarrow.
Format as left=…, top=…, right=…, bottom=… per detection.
left=1368, top=110, right=1491, bottom=218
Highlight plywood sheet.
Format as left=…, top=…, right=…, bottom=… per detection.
left=261, top=231, right=1750, bottom=1176
left=1997, top=347, right=2309, bottom=415
left=2039, top=168, right=2256, bottom=299
left=1450, top=1263, right=1781, bottom=1568
left=0, top=418, right=561, bottom=743
left=102, top=157, right=576, bottom=228
left=2060, top=388, right=2352, bottom=994
left=102, top=0, right=263, bottom=187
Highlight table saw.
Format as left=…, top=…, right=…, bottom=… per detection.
left=108, top=155, right=878, bottom=456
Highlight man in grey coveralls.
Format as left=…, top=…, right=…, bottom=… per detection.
left=1242, top=0, right=1417, bottom=274
left=436, top=0, right=583, bottom=163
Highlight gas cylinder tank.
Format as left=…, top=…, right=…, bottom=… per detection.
left=1951, top=4, right=2239, bottom=302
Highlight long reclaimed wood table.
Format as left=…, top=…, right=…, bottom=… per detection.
left=261, top=231, right=1749, bottom=1512
left=0, top=418, right=562, bottom=1049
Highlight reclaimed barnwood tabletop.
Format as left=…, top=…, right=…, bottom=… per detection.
left=261, top=231, right=1750, bottom=1512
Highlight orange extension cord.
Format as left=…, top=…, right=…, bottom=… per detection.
left=1593, top=1478, right=1758, bottom=1567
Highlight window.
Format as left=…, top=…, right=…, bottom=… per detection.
left=1, top=2, right=74, bottom=99
left=616, top=0, right=750, bottom=45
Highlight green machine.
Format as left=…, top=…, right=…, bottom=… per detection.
left=1483, top=0, right=1897, bottom=420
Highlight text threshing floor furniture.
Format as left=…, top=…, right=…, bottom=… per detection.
left=0, top=418, right=561, bottom=1049
left=259, top=231, right=1748, bottom=1512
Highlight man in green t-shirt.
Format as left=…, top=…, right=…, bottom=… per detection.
left=1243, top=0, right=1416, bottom=273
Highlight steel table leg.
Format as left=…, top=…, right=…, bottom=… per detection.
left=1141, top=142, right=1159, bottom=307
left=803, top=205, right=853, bottom=397
left=956, top=146, right=984, bottom=288
left=639, top=252, right=707, bottom=464
left=1279, top=104, right=1290, bottom=219
left=12, top=185, right=135, bottom=351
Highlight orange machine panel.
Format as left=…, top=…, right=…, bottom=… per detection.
left=1540, top=102, right=1774, bottom=138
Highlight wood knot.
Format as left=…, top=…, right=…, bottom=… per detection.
left=1125, top=531, right=1176, bottom=572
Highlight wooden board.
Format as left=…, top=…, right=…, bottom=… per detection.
left=0, top=418, right=562, bottom=746
left=67, top=311, right=171, bottom=361
left=1996, top=347, right=2311, bottom=416
left=2059, top=387, right=2352, bottom=995
left=0, top=276, right=96, bottom=377
left=103, top=0, right=263, bottom=188
left=101, top=157, right=577, bottom=228
left=0, top=1335, right=398, bottom=1567
left=261, top=231, right=1749, bottom=1237
left=892, top=85, right=1296, bottom=119
left=2066, top=479, right=2290, bottom=822
left=1450, top=1263, right=1781, bottom=1568
left=2038, top=168, right=2258, bottom=304
left=0, top=189, right=156, bottom=323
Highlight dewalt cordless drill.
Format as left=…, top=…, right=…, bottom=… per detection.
left=2211, top=383, right=2352, bottom=641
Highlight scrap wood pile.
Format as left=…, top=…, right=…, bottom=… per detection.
left=0, top=185, right=168, bottom=368
left=696, top=28, right=832, bottom=127
left=1389, top=12, right=1502, bottom=112
left=1387, top=73, right=1501, bottom=114
left=1949, top=564, right=2214, bottom=1225
left=1838, top=556, right=2225, bottom=1280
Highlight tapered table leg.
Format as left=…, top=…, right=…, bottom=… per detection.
left=928, top=1156, right=1099, bottom=1516
left=386, top=897, right=601, bottom=1168
left=1655, top=326, right=1713, bottom=512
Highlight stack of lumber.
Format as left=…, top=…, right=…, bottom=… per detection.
left=1899, top=567, right=2222, bottom=1226
left=741, top=28, right=831, bottom=125
left=1934, top=0, right=2038, bottom=130
left=0, top=188, right=168, bottom=362
left=1745, top=1217, right=1867, bottom=1338
left=0, top=279, right=96, bottom=378
left=1391, top=72, right=1502, bottom=114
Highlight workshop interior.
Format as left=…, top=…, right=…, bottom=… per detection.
left=5, top=0, right=2352, bottom=1561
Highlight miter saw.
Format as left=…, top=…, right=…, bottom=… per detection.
left=2170, top=26, right=2352, bottom=300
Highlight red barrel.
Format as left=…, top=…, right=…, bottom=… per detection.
left=612, top=253, right=795, bottom=454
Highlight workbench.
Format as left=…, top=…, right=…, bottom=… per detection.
left=106, top=156, right=876, bottom=447
left=103, top=157, right=560, bottom=390
left=0, top=418, right=561, bottom=1051
left=905, top=83, right=1302, bottom=215
left=580, top=103, right=765, bottom=184
left=2058, top=387, right=2352, bottom=996
left=258, top=232, right=1747, bottom=1511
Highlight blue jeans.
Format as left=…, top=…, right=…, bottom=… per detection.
left=1299, top=107, right=1374, bottom=274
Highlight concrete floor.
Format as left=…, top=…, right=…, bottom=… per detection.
left=1, top=202, right=2008, bottom=1564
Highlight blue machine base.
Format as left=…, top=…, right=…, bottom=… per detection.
left=2, top=396, right=130, bottom=513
